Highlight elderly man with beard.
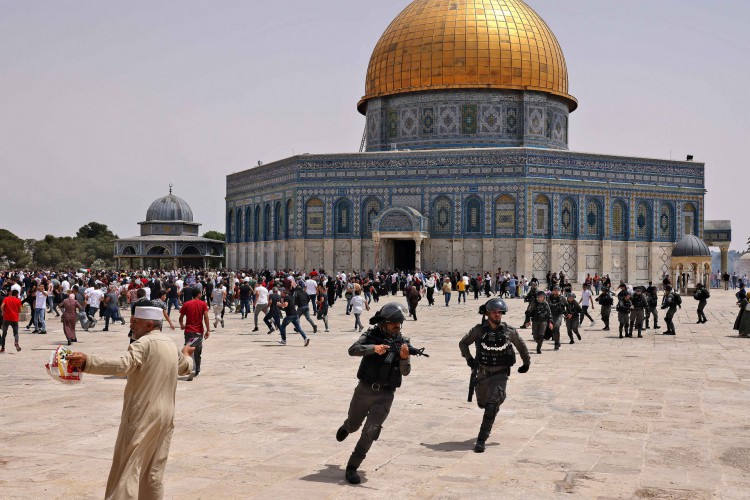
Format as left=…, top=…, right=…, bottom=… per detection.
left=67, top=307, right=195, bottom=499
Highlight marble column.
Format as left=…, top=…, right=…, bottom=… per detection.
left=414, top=236, right=424, bottom=272
left=373, top=235, right=382, bottom=272
left=720, top=245, right=730, bottom=274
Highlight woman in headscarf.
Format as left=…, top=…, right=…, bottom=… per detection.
left=60, top=292, right=83, bottom=345
left=733, top=292, right=750, bottom=338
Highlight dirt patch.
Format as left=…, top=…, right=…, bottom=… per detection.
left=554, top=472, right=600, bottom=494
left=719, top=447, right=750, bottom=473
left=635, top=487, right=711, bottom=499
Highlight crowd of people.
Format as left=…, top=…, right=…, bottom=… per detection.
left=2, top=264, right=749, bottom=492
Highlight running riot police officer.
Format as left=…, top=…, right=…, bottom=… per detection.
left=524, top=290, right=553, bottom=354
left=661, top=285, right=681, bottom=335
left=460, top=298, right=531, bottom=453
left=596, top=286, right=614, bottom=331
left=548, top=286, right=566, bottom=350
left=336, top=303, right=413, bottom=484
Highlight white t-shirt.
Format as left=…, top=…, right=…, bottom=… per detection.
left=581, top=289, right=593, bottom=306
left=144, top=287, right=151, bottom=300
left=351, top=295, right=366, bottom=314
left=255, top=285, right=269, bottom=305
left=35, top=290, right=48, bottom=309
left=88, top=289, right=104, bottom=308
left=211, top=286, right=226, bottom=306
left=175, top=279, right=184, bottom=293
left=305, top=279, right=317, bottom=295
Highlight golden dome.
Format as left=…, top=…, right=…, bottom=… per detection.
left=358, top=0, right=577, bottom=114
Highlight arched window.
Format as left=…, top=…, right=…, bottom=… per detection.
left=305, top=198, right=324, bottom=237
left=494, top=194, right=516, bottom=237
left=245, top=207, right=251, bottom=242
left=612, top=200, right=628, bottom=239
left=226, top=210, right=234, bottom=243
left=335, top=198, right=352, bottom=237
left=263, top=204, right=271, bottom=241
left=586, top=199, right=601, bottom=237
left=636, top=202, right=651, bottom=240
left=432, top=196, right=453, bottom=236
left=659, top=202, right=674, bottom=240
left=235, top=208, right=242, bottom=243
left=285, top=200, right=292, bottom=238
left=254, top=206, right=260, bottom=241
left=465, top=196, right=482, bottom=234
left=362, top=197, right=382, bottom=237
left=683, top=203, right=696, bottom=236
left=533, top=194, right=550, bottom=236
left=560, top=197, right=577, bottom=237
left=274, top=201, right=282, bottom=240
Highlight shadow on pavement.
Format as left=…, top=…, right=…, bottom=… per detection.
left=300, top=464, right=373, bottom=487
left=421, top=438, right=491, bottom=452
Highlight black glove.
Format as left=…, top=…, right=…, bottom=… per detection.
left=466, top=357, right=477, bottom=369
left=517, top=364, right=530, bottom=374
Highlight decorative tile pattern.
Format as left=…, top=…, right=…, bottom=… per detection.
left=479, top=105, right=503, bottom=134
left=527, top=107, right=545, bottom=135
left=387, top=110, right=399, bottom=139
left=421, top=108, right=435, bottom=135
left=438, top=105, right=460, bottom=135
left=495, top=194, right=516, bottom=237
left=461, top=105, right=478, bottom=135
left=306, top=198, right=324, bottom=237
left=465, top=196, right=482, bottom=234
left=400, top=108, right=419, bottom=137
left=560, top=243, right=576, bottom=276
left=432, top=197, right=452, bottom=235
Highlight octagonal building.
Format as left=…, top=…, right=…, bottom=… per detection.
left=225, top=0, right=706, bottom=283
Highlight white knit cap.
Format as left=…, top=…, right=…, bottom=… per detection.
left=133, top=307, right=163, bottom=321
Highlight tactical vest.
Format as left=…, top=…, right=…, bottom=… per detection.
left=476, top=323, right=516, bottom=368
left=549, top=295, right=566, bottom=316
left=356, top=329, right=404, bottom=388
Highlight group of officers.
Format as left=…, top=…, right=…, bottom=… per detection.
left=337, top=278, right=712, bottom=484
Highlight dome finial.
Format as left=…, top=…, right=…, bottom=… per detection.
left=169, top=183, right=173, bottom=195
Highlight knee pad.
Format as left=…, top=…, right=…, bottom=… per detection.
left=363, top=422, right=382, bottom=441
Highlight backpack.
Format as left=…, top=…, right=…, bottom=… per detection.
left=673, top=293, right=682, bottom=306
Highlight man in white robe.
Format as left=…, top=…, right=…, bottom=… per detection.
left=68, top=306, right=194, bottom=499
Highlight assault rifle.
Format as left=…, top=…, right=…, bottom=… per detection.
left=370, top=336, right=429, bottom=364
left=468, top=368, right=477, bottom=403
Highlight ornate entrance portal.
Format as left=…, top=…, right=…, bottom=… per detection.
left=371, top=206, right=429, bottom=271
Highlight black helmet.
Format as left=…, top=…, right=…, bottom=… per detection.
left=369, top=302, right=407, bottom=325
left=665, top=284, right=672, bottom=291
left=568, top=293, right=577, bottom=299
left=536, top=290, right=547, bottom=297
left=479, top=297, right=508, bottom=315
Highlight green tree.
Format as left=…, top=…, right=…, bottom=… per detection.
left=202, top=231, right=225, bottom=241
left=0, top=229, right=32, bottom=267
left=76, top=222, right=116, bottom=240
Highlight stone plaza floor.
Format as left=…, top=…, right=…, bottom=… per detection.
left=1, top=288, right=749, bottom=499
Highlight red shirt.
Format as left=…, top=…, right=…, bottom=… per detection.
left=2, top=296, right=23, bottom=322
left=181, top=299, right=208, bottom=334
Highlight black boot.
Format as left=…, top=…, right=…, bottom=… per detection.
left=637, top=328, right=643, bottom=338
left=554, top=343, right=560, bottom=350
left=536, top=341, right=542, bottom=354
left=474, top=439, right=486, bottom=453
left=345, top=466, right=361, bottom=484
left=336, top=426, right=349, bottom=442
left=619, top=325, right=624, bottom=339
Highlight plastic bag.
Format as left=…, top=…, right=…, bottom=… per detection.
left=45, top=345, right=83, bottom=384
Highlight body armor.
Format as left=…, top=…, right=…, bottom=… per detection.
left=356, top=328, right=404, bottom=388
left=476, top=323, right=516, bottom=368
left=548, top=295, right=566, bottom=316
left=631, top=294, right=647, bottom=310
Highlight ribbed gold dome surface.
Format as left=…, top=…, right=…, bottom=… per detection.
left=358, top=0, right=576, bottom=113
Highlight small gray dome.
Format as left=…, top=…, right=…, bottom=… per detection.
left=146, top=193, right=194, bottom=222
left=672, top=234, right=711, bottom=258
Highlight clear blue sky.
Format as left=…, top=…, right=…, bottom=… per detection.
left=0, top=0, right=747, bottom=250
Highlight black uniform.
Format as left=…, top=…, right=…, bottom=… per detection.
left=596, top=290, right=614, bottom=330
left=693, top=287, right=709, bottom=323
left=661, top=292, right=680, bottom=335
left=340, top=327, right=411, bottom=471
left=645, top=287, right=660, bottom=329
left=629, top=291, right=647, bottom=338
left=616, top=297, right=632, bottom=338
left=564, top=300, right=582, bottom=343
left=460, top=321, right=530, bottom=448
left=527, top=299, right=552, bottom=353
left=548, top=293, right=566, bottom=349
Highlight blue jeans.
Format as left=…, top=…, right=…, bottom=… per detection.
left=458, top=291, right=466, bottom=303
left=298, top=305, right=317, bottom=330
left=444, top=293, right=451, bottom=306
left=167, top=297, right=180, bottom=315
left=33, top=308, right=46, bottom=331
left=104, top=306, right=122, bottom=328
left=240, top=298, right=252, bottom=317
left=264, top=310, right=281, bottom=331
left=280, top=315, right=306, bottom=341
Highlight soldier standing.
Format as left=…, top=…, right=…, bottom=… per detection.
left=629, top=288, right=647, bottom=338
left=616, top=291, right=632, bottom=338
left=460, top=298, right=530, bottom=453
left=524, top=290, right=553, bottom=354
left=644, top=284, right=661, bottom=330
left=336, top=303, right=412, bottom=484
left=661, top=284, right=680, bottom=335
left=520, top=282, right=539, bottom=329
left=693, top=283, right=709, bottom=324
left=564, top=293, right=582, bottom=344
left=548, top=286, right=566, bottom=350
left=596, top=287, right=614, bottom=331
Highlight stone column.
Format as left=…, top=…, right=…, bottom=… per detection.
left=414, top=236, right=423, bottom=272
left=601, top=241, right=612, bottom=279
left=139, top=257, right=145, bottom=269
left=323, top=239, right=334, bottom=273
left=516, top=238, right=534, bottom=279
left=626, top=242, right=637, bottom=284
left=373, top=235, right=382, bottom=272
left=720, top=245, right=730, bottom=274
